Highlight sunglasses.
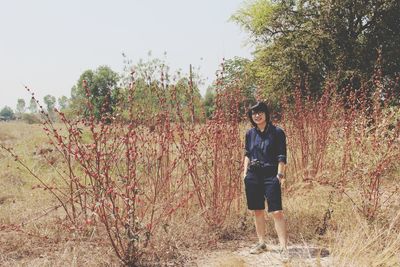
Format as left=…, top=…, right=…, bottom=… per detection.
left=251, top=111, right=264, bottom=116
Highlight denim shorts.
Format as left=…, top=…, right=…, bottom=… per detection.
left=244, top=166, right=282, bottom=212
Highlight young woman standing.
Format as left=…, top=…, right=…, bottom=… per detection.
left=243, top=102, right=289, bottom=260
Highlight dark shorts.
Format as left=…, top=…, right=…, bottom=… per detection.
left=244, top=166, right=282, bottom=212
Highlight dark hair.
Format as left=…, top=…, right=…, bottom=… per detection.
left=247, top=102, right=270, bottom=128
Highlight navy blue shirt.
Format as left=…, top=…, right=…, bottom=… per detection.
left=244, top=123, right=287, bottom=165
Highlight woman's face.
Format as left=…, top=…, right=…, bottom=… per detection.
left=252, top=110, right=266, bottom=125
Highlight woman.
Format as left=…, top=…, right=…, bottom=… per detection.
left=243, top=102, right=289, bottom=260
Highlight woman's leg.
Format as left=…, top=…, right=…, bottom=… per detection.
left=254, top=209, right=267, bottom=243
left=271, top=210, right=287, bottom=249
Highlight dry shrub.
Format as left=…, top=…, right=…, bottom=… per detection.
left=0, top=131, right=16, bottom=143
left=330, top=213, right=400, bottom=266
left=282, top=81, right=339, bottom=183
left=21, top=113, right=41, bottom=124
left=0, top=122, right=18, bottom=143
left=282, top=68, right=400, bottom=221
left=1, top=58, right=399, bottom=266
left=0, top=68, right=246, bottom=265
left=0, top=229, right=118, bottom=267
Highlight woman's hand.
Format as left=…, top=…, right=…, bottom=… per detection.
left=277, top=173, right=285, bottom=186
left=279, top=177, right=286, bottom=187
left=277, top=162, right=286, bottom=186
left=243, top=156, right=250, bottom=179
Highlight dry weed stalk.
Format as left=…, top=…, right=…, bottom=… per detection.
left=0, top=65, right=246, bottom=265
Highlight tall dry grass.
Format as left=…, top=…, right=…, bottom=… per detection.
left=0, top=63, right=399, bottom=266
left=279, top=66, right=400, bottom=265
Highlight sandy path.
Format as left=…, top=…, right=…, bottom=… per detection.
left=190, top=240, right=331, bottom=267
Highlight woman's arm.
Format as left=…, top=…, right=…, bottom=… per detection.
left=277, top=161, right=286, bottom=185
left=243, top=130, right=251, bottom=178
left=276, top=127, right=287, bottom=185
left=243, top=156, right=250, bottom=178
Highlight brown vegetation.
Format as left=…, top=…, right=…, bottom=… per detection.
left=0, top=67, right=399, bottom=266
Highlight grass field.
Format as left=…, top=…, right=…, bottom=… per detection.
left=0, top=93, right=400, bottom=266
left=1, top=107, right=399, bottom=267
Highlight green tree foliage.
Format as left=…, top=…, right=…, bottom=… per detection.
left=232, top=0, right=400, bottom=102
left=115, top=56, right=169, bottom=123
left=221, top=57, right=257, bottom=107
left=204, top=57, right=257, bottom=119
left=16, top=98, right=26, bottom=114
left=116, top=55, right=205, bottom=124
left=171, top=77, right=204, bottom=123
left=43, top=95, right=57, bottom=121
left=43, top=95, right=56, bottom=112
left=29, top=97, right=38, bottom=113
left=58, top=95, right=69, bottom=111
left=203, top=87, right=216, bottom=118
left=0, top=106, right=15, bottom=120
left=70, top=66, right=119, bottom=119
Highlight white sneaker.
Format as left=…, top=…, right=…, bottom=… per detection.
left=250, top=242, right=268, bottom=254
left=279, top=248, right=290, bottom=262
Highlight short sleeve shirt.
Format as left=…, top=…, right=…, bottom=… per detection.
left=244, top=123, right=287, bottom=165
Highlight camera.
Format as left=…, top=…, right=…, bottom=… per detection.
left=248, top=159, right=263, bottom=171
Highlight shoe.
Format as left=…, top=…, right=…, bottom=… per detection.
left=249, top=242, right=267, bottom=254
left=279, top=248, right=290, bottom=262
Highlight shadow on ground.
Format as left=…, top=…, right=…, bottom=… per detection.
left=271, top=245, right=330, bottom=259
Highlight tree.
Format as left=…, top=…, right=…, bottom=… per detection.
left=29, top=97, right=38, bottom=113
left=43, top=95, right=56, bottom=113
left=0, top=106, right=15, bottom=121
left=204, top=57, right=257, bottom=119
left=115, top=54, right=208, bottom=124
left=221, top=57, right=257, bottom=107
left=172, top=76, right=204, bottom=123
left=70, top=66, right=119, bottom=119
left=58, top=95, right=69, bottom=111
left=232, top=0, right=400, bottom=102
left=16, top=99, right=26, bottom=114
left=203, top=87, right=216, bottom=118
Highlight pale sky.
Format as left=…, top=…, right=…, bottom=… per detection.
left=0, top=0, right=252, bottom=110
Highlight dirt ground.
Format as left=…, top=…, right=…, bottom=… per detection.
left=189, top=240, right=331, bottom=267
